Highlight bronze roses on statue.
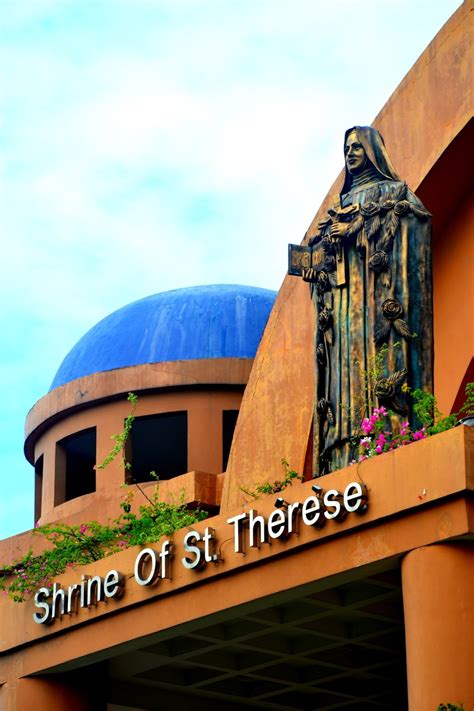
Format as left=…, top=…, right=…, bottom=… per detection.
left=375, top=369, right=408, bottom=415
left=376, top=298, right=413, bottom=345
left=382, top=299, right=404, bottom=320
left=393, top=199, right=410, bottom=216
left=318, top=307, right=332, bottom=331
left=360, top=201, right=380, bottom=218
left=369, top=250, right=389, bottom=273
left=317, top=270, right=329, bottom=293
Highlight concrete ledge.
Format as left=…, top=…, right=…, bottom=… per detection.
left=0, top=471, right=221, bottom=566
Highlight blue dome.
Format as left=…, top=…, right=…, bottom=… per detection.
left=50, top=285, right=277, bottom=390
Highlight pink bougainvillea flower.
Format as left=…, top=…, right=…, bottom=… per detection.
left=413, top=429, right=426, bottom=441
left=79, top=524, right=88, bottom=534
left=361, top=418, right=374, bottom=435
left=400, top=420, right=410, bottom=436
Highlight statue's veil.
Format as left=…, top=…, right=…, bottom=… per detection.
left=341, top=126, right=401, bottom=196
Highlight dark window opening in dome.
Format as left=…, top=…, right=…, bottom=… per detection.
left=222, top=410, right=239, bottom=471
left=55, top=428, right=97, bottom=505
left=34, top=455, right=43, bottom=523
left=126, top=412, right=188, bottom=484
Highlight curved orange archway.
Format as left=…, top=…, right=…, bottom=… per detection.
left=222, top=0, right=473, bottom=512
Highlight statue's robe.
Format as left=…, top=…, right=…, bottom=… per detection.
left=311, top=176, right=432, bottom=474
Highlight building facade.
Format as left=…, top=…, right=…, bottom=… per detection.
left=0, top=3, right=473, bottom=709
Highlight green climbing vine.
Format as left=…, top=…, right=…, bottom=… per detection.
left=95, top=391, right=137, bottom=472
left=0, top=393, right=207, bottom=602
left=240, top=458, right=303, bottom=501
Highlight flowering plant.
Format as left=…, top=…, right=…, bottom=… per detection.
left=352, top=381, right=474, bottom=465
left=355, top=406, right=426, bottom=463
left=0, top=488, right=208, bottom=602
left=0, top=394, right=208, bottom=602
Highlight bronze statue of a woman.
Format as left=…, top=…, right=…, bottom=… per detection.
left=295, top=126, right=432, bottom=474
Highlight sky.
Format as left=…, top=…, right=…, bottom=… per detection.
left=0, top=0, right=462, bottom=538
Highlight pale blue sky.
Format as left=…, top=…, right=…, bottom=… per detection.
left=0, top=0, right=461, bottom=538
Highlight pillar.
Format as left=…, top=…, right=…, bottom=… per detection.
left=1, top=676, right=96, bottom=711
left=402, top=543, right=474, bottom=710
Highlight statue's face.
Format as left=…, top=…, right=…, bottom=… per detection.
left=344, top=131, right=367, bottom=174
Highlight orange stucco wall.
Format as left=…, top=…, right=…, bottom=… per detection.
left=222, top=0, right=474, bottom=512
left=433, top=185, right=474, bottom=414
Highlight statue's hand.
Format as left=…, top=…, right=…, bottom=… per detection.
left=329, top=221, right=350, bottom=241
left=302, top=268, right=318, bottom=283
